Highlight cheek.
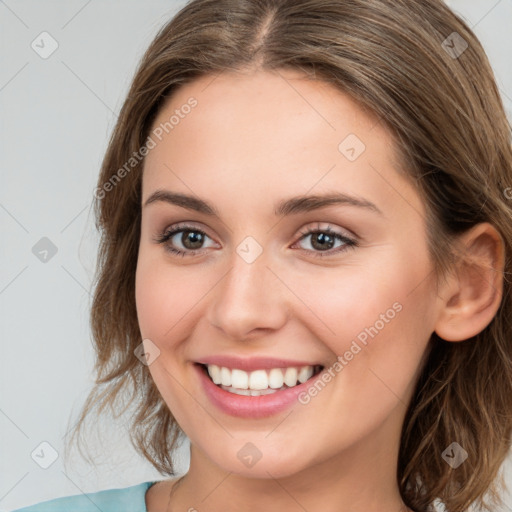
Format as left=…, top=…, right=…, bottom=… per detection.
left=293, top=256, right=431, bottom=341
left=286, top=250, right=434, bottom=399
left=134, top=255, right=208, bottom=421
left=135, top=253, right=203, bottom=341
left=135, top=262, right=170, bottom=340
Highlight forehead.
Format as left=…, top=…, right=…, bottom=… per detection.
left=142, top=69, right=421, bottom=219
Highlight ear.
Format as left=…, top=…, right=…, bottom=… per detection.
left=434, top=223, right=505, bottom=342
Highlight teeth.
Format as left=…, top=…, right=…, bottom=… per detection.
left=249, top=369, right=268, bottom=390
left=205, top=364, right=320, bottom=392
left=298, top=366, right=314, bottom=383
left=228, top=387, right=251, bottom=396
left=208, top=364, right=222, bottom=385
left=284, top=367, right=298, bottom=387
left=232, top=369, right=249, bottom=389
left=220, top=386, right=284, bottom=396
left=220, top=366, right=231, bottom=386
left=268, top=368, right=284, bottom=389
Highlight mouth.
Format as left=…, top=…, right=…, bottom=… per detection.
left=195, top=362, right=325, bottom=396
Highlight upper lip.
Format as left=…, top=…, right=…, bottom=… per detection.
left=195, top=355, right=324, bottom=372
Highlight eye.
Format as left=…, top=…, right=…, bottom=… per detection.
left=154, top=222, right=358, bottom=258
left=153, top=223, right=217, bottom=257
left=292, top=223, right=357, bottom=258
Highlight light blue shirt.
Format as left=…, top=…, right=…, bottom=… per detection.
left=11, top=481, right=158, bottom=512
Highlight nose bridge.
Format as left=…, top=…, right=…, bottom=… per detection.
left=207, top=239, right=288, bottom=339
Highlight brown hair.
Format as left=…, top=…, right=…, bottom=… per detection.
left=65, top=1, right=512, bottom=511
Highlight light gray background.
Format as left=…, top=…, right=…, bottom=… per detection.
left=1, top=1, right=511, bottom=510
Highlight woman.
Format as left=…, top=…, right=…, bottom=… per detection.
left=13, top=0, right=512, bottom=511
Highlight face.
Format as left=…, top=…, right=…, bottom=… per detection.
left=135, top=68, right=439, bottom=479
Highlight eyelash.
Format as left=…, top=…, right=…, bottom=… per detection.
left=153, top=222, right=358, bottom=259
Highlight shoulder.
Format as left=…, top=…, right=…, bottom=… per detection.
left=11, top=481, right=157, bottom=512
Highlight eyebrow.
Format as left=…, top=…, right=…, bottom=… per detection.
left=143, top=190, right=382, bottom=217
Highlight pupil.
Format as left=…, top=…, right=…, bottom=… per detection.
left=312, top=232, right=334, bottom=251
left=183, top=230, right=204, bottom=249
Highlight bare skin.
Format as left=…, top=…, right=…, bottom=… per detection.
left=137, top=68, right=504, bottom=512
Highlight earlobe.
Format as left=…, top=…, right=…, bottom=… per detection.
left=434, top=223, right=505, bottom=342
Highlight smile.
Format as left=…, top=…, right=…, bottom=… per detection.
left=202, top=364, right=324, bottom=396
left=193, top=355, right=327, bottom=417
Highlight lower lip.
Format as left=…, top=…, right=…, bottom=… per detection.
left=194, top=363, right=320, bottom=419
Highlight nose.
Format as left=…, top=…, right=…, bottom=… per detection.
left=206, top=245, right=290, bottom=341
